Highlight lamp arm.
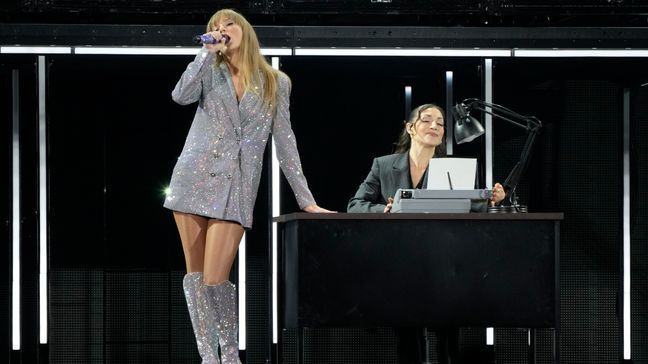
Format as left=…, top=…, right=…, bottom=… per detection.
left=501, top=129, right=539, bottom=204
left=462, top=98, right=542, bottom=131
left=460, top=98, right=542, bottom=206
left=472, top=107, right=541, bottom=132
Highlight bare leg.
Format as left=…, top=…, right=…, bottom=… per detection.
left=203, top=220, right=244, bottom=364
left=203, top=220, right=244, bottom=285
left=173, top=211, right=208, bottom=273
left=173, top=212, right=220, bottom=363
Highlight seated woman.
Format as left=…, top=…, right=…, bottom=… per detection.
left=348, top=103, right=505, bottom=213
left=347, top=103, right=505, bottom=364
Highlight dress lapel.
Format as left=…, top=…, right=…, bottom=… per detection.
left=218, top=63, right=242, bottom=131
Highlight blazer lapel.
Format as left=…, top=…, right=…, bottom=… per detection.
left=237, top=71, right=266, bottom=128
left=421, top=169, right=429, bottom=189
left=238, top=87, right=260, bottom=129
left=218, top=63, right=242, bottom=132
left=390, top=153, right=411, bottom=194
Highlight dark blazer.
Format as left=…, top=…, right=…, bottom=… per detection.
left=347, top=153, right=419, bottom=213
left=347, top=152, right=487, bottom=213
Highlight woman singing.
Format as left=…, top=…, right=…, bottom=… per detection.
left=164, top=9, right=332, bottom=363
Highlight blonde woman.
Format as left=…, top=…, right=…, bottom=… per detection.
left=164, top=9, right=332, bottom=363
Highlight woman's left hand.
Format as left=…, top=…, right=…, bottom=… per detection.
left=491, top=182, right=506, bottom=206
left=303, top=204, right=336, bottom=213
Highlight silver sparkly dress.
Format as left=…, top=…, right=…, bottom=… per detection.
left=164, top=48, right=315, bottom=228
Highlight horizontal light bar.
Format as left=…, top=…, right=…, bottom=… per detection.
left=1, top=46, right=71, bottom=54
left=514, top=49, right=648, bottom=57
left=5, top=45, right=648, bottom=58
left=294, top=48, right=511, bottom=57
left=261, top=48, right=292, bottom=56
left=74, top=47, right=200, bottom=55
left=73, top=46, right=289, bottom=56
left=0, top=45, right=291, bottom=56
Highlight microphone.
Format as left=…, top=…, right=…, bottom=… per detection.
left=193, top=34, right=230, bottom=45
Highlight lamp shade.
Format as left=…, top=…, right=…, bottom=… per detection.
left=454, top=113, right=485, bottom=144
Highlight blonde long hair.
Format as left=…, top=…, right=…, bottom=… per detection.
left=207, top=9, right=280, bottom=111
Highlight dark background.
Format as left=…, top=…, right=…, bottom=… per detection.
left=2, top=0, right=648, bottom=26
left=2, top=1, right=648, bottom=363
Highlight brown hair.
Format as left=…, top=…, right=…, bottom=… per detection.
left=393, top=103, right=447, bottom=156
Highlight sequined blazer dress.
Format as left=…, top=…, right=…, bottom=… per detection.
left=164, top=48, right=315, bottom=228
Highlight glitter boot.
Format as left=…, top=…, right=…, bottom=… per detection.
left=205, top=281, right=241, bottom=364
left=183, top=273, right=221, bottom=364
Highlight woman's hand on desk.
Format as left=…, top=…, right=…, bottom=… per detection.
left=491, top=183, right=506, bottom=206
left=384, top=197, right=394, bottom=213
left=303, top=204, right=336, bottom=213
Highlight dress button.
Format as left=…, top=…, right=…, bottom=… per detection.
left=226, top=174, right=232, bottom=180
left=210, top=173, right=216, bottom=177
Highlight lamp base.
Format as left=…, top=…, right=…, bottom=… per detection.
left=487, top=205, right=528, bottom=213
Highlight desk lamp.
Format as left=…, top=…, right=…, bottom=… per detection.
left=452, top=98, right=542, bottom=212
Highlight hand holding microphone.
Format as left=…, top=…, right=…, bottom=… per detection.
left=194, top=32, right=230, bottom=54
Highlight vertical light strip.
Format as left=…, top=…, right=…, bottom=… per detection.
left=271, top=142, right=280, bottom=344
left=622, top=88, right=631, bottom=360
left=445, top=71, right=454, bottom=156
left=38, top=56, right=48, bottom=344
left=11, top=69, right=21, bottom=351
left=484, top=59, right=494, bottom=345
left=404, top=86, right=412, bottom=120
left=484, top=59, right=493, bottom=188
left=486, top=327, right=494, bottom=346
left=238, top=233, right=247, bottom=350
left=271, top=56, right=281, bottom=344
